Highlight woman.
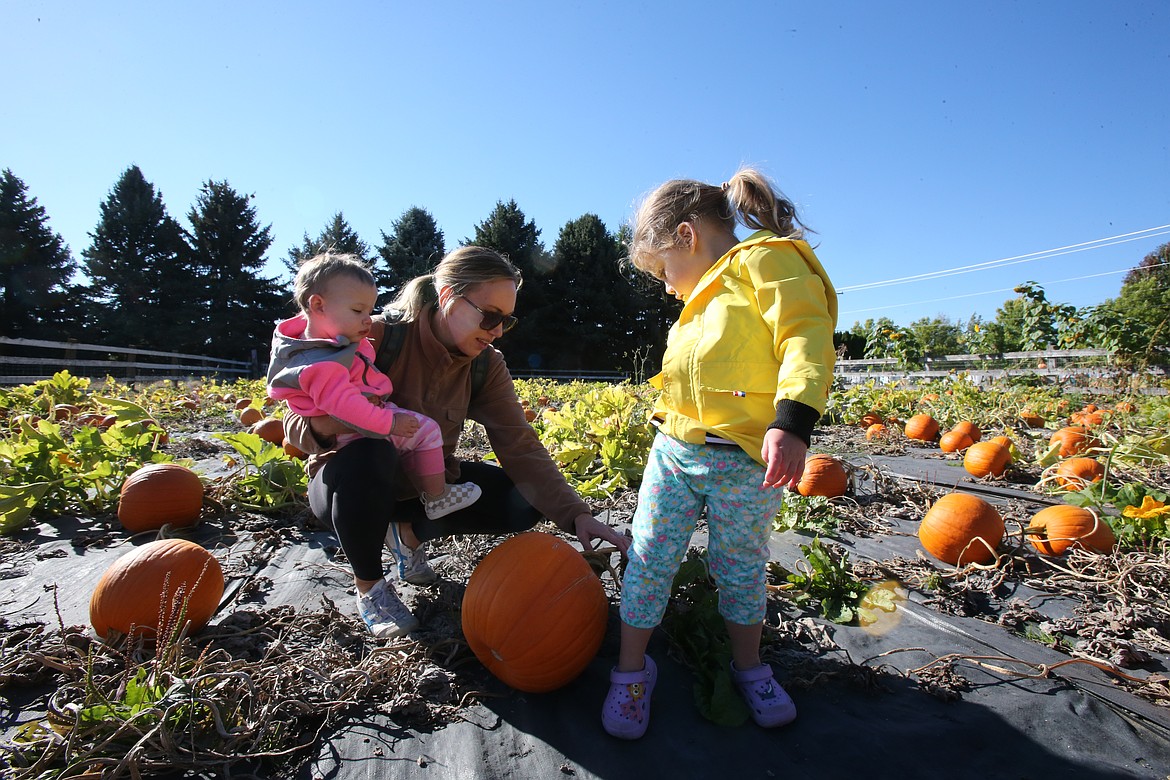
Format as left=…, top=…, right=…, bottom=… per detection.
left=284, top=245, right=630, bottom=639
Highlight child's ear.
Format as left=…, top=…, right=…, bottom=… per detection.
left=676, top=222, right=696, bottom=250
left=307, top=293, right=325, bottom=313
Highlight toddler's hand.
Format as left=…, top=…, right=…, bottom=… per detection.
left=390, top=413, right=420, bottom=438
left=761, top=428, right=807, bottom=489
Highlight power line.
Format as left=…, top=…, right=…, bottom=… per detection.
left=837, top=225, right=1170, bottom=293
left=838, top=259, right=1170, bottom=317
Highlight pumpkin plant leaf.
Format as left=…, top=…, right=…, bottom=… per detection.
left=0, top=482, right=53, bottom=535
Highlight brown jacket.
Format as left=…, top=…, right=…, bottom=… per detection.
left=282, top=308, right=590, bottom=532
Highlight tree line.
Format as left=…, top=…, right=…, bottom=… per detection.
left=0, top=165, right=677, bottom=374
left=2, top=164, right=1167, bottom=374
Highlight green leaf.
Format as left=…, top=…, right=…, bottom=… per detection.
left=0, top=482, right=52, bottom=535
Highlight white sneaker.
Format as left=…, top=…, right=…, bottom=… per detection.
left=386, top=523, right=438, bottom=585
left=422, top=482, right=482, bottom=520
left=356, top=579, right=419, bottom=638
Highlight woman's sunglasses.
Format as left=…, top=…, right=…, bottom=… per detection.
left=459, top=295, right=518, bottom=333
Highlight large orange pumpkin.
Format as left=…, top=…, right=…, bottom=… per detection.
left=950, top=421, right=982, bottom=443
left=904, top=414, right=939, bottom=442
left=1026, top=505, right=1115, bottom=556
left=1049, top=426, right=1098, bottom=458
left=797, top=454, right=849, bottom=497
left=90, top=538, right=224, bottom=640
left=1054, top=457, right=1105, bottom=491
left=118, top=463, right=204, bottom=533
left=939, top=429, right=975, bottom=453
left=250, top=417, right=285, bottom=445
left=918, top=493, right=1004, bottom=566
left=963, top=440, right=1011, bottom=479
left=461, top=532, right=608, bottom=693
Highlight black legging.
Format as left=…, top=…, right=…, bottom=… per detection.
left=307, top=437, right=543, bottom=581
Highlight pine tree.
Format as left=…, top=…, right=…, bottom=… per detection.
left=284, top=212, right=370, bottom=275
left=375, top=206, right=445, bottom=306
left=543, top=214, right=627, bottom=371
left=0, top=169, right=77, bottom=339
left=185, top=180, right=285, bottom=364
left=81, top=165, right=197, bottom=351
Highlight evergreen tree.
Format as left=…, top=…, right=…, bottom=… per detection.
left=284, top=212, right=370, bottom=274
left=0, top=169, right=77, bottom=339
left=185, top=180, right=285, bottom=364
left=615, top=223, right=678, bottom=378
left=375, top=206, right=445, bottom=306
left=466, top=200, right=548, bottom=370
left=540, top=214, right=624, bottom=371
left=81, top=165, right=197, bottom=351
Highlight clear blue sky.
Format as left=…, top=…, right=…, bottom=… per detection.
left=4, top=1, right=1168, bottom=329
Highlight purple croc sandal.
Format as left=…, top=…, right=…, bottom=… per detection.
left=602, top=655, right=657, bottom=739
left=731, top=662, right=797, bottom=727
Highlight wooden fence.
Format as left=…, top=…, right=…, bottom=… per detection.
left=0, top=337, right=256, bottom=386
left=835, top=348, right=1168, bottom=394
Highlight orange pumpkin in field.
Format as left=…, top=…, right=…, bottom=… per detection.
left=1026, top=505, right=1115, bottom=556
left=1019, top=410, right=1045, bottom=428
left=904, top=414, right=939, bottom=442
left=950, top=421, right=982, bottom=443
left=1054, top=457, right=1105, bottom=491
left=865, top=423, right=889, bottom=441
left=963, top=440, right=1011, bottom=479
left=939, top=429, right=975, bottom=453
left=461, top=532, right=608, bottom=693
left=918, top=493, right=1004, bottom=566
left=90, top=538, right=224, bottom=640
left=118, top=463, right=204, bottom=533
left=1049, top=426, right=1097, bottom=458
left=238, top=407, right=263, bottom=427
left=250, top=417, right=285, bottom=445
left=797, top=454, right=849, bottom=497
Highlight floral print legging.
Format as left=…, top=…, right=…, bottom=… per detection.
left=620, top=433, right=787, bottom=629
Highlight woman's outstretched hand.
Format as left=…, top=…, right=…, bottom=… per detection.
left=573, top=513, right=631, bottom=555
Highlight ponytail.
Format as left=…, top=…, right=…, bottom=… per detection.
left=627, top=167, right=810, bottom=272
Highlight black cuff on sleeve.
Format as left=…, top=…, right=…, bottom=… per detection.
left=766, top=400, right=822, bottom=447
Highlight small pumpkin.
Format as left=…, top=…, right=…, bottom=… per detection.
left=1115, top=401, right=1136, bottom=415
left=1049, top=426, right=1097, bottom=458
left=90, top=538, right=224, bottom=640
left=283, top=440, right=307, bottom=460
left=797, top=454, right=849, bottom=497
left=238, top=407, right=263, bottom=427
left=250, top=417, right=285, bottom=445
left=234, top=398, right=255, bottom=411
left=865, top=423, right=889, bottom=441
left=904, top=414, right=939, bottom=442
left=462, top=532, right=608, bottom=693
left=939, top=429, right=975, bottom=453
left=1019, top=410, right=1045, bottom=428
left=1070, top=409, right=1106, bottom=427
left=919, top=493, right=1004, bottom=566
left=859, top=411, right=884, bottom=428
left=963, top=440, right=1011, bottom=479
left=1026, top=505, right=1115, bottom=556
left=118, top=463, right=204, bottom=533
left=1054, top=457, right=1105, bottom=491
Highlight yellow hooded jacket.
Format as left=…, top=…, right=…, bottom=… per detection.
left=648, top=230, right=838, bottom=464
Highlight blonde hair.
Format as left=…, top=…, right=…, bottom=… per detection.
left=385, top=245, right=522, bottom=320
left=627, top=167, right=808, bottom=272
left=293, top=252, right=375, bottom=312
